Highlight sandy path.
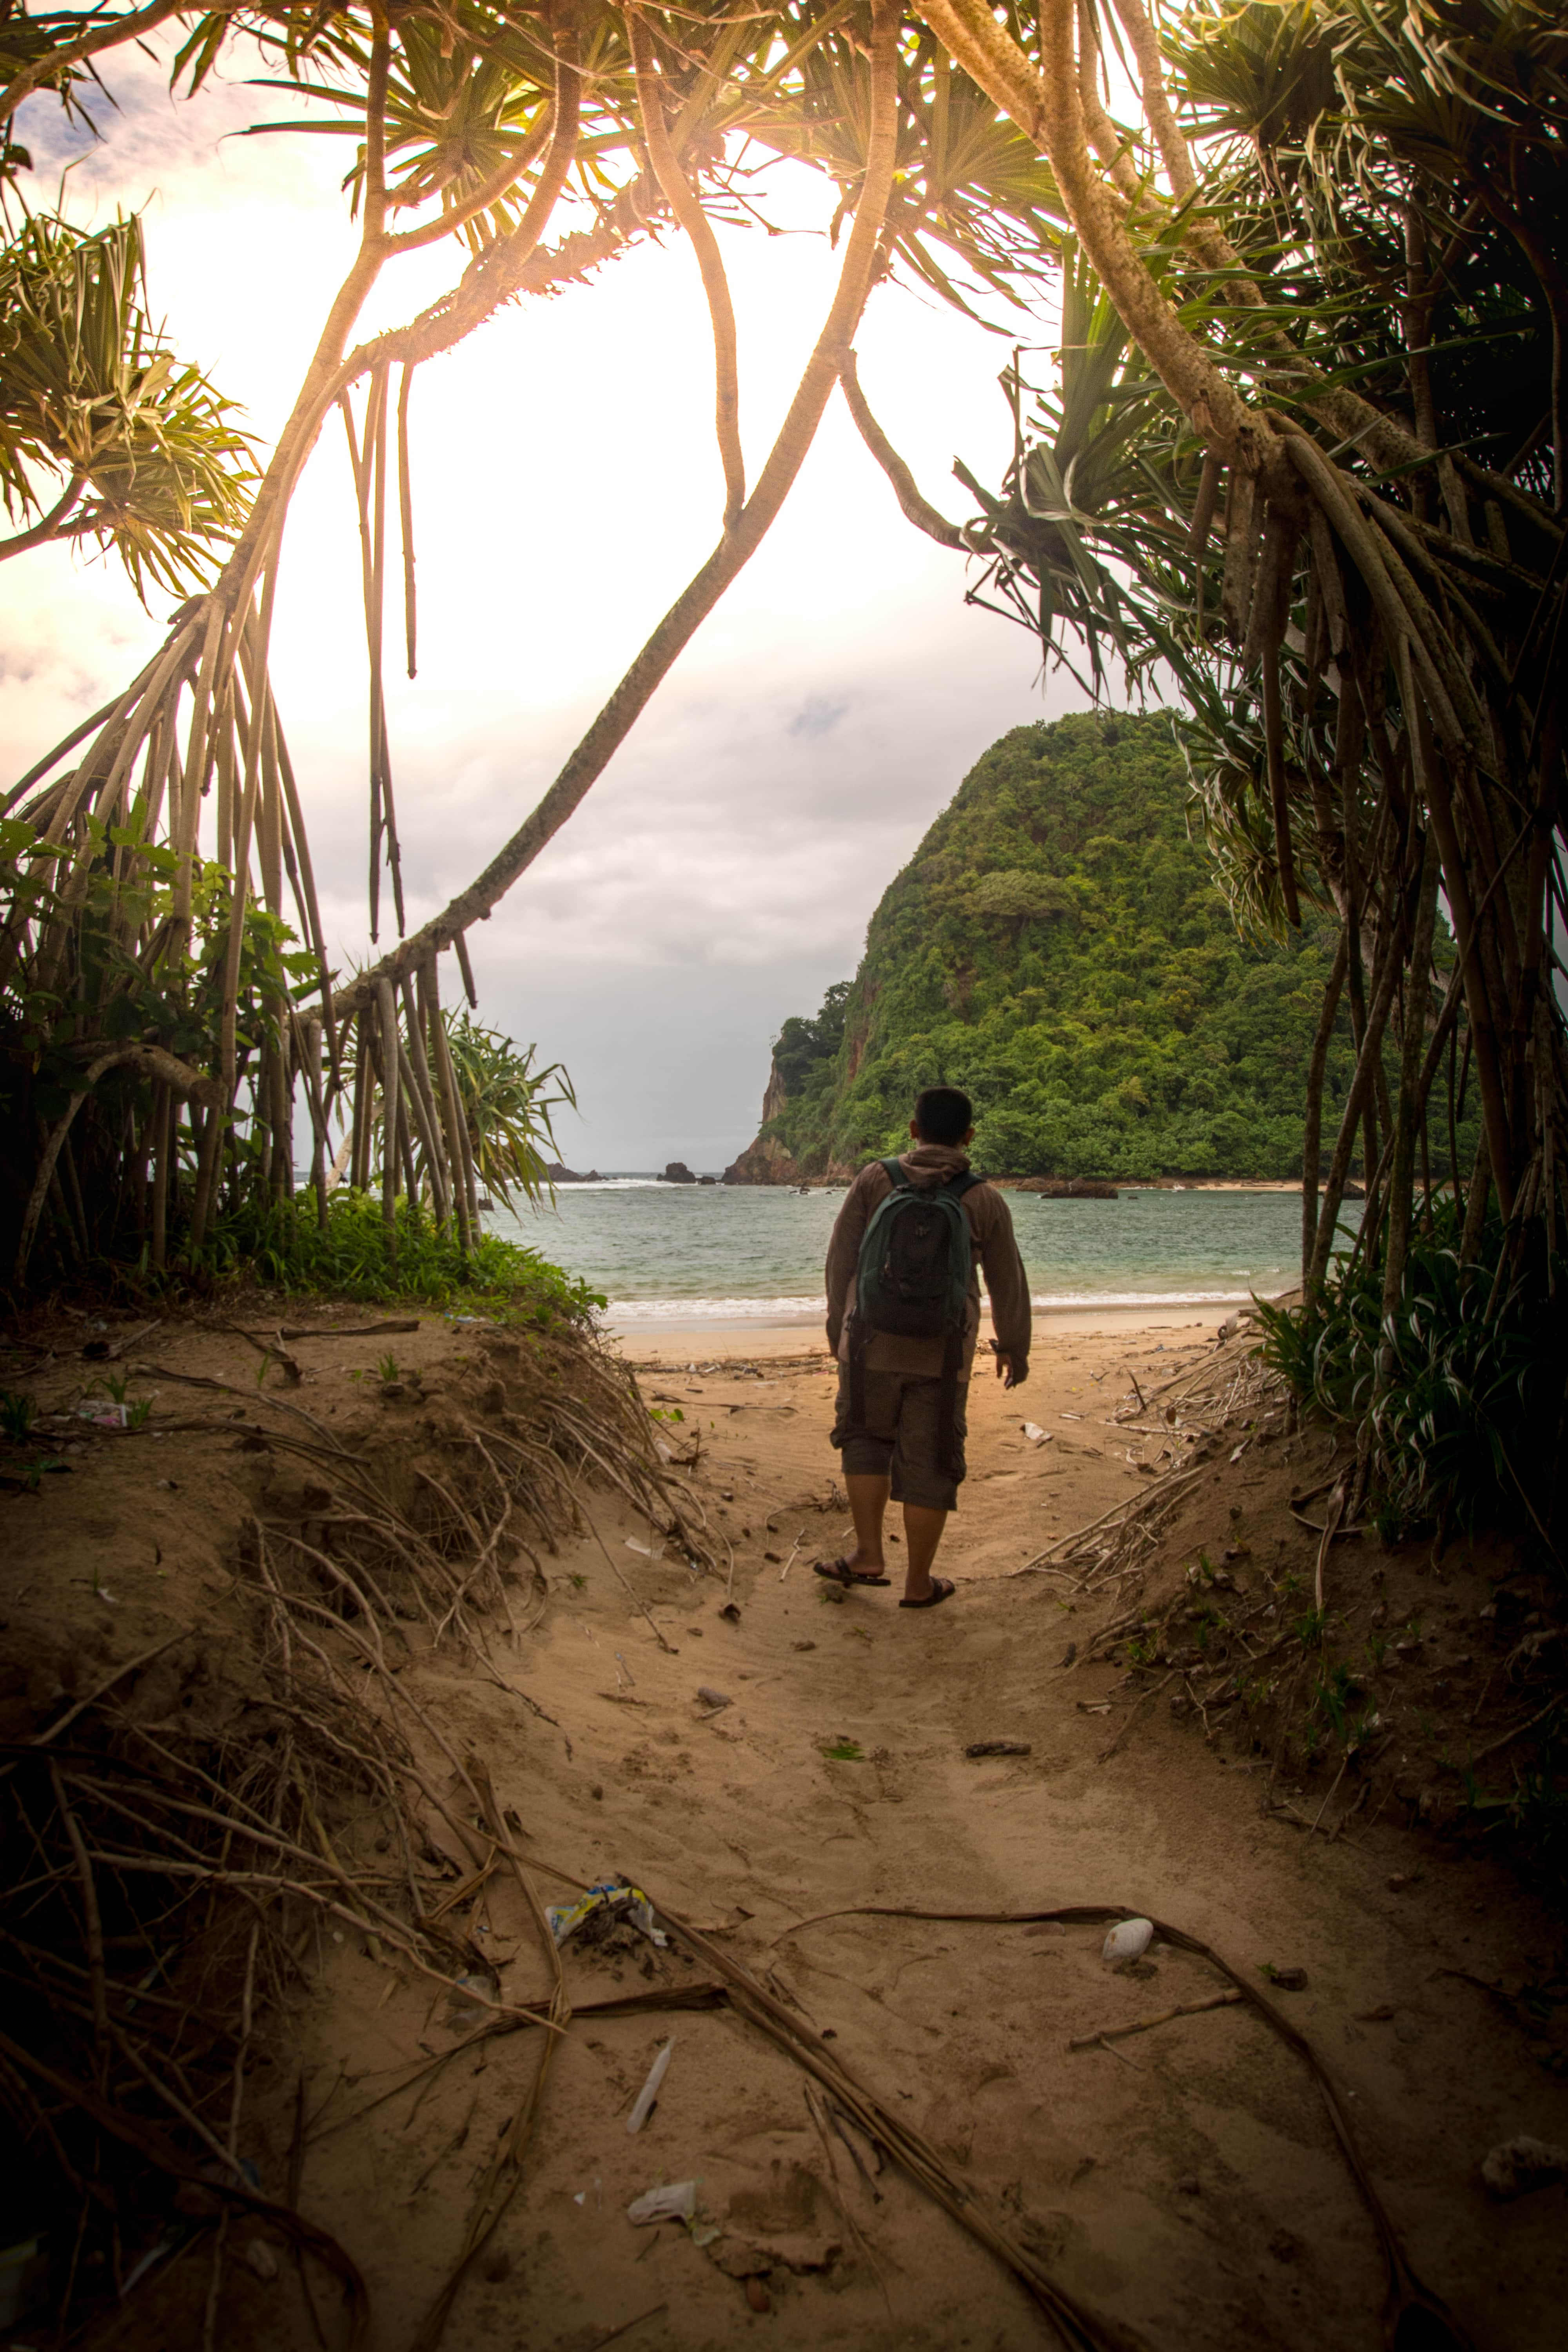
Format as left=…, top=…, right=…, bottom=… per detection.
left=278, top=1324, right=1563, bottom=2351
left=15, top=1309, right=1563, bottom=2351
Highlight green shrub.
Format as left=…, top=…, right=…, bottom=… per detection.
left=201, top=1189, right=606, bottom=1320
left=1254, top=1200, right=1566, bottom=1546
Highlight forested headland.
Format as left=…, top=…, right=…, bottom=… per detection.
left=749, top=713, right=1466, bottom=1183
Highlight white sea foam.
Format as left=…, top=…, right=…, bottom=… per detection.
left=605, top=1285, right=1265, bottom=1322
left=552, top=1177, right=689, bottom=1191
left=606, top=1295, right=825, bottom=1321
left=1031, top=1288, right=1261, bottom=1308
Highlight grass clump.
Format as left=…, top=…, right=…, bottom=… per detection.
left=200, top=1189, right=606, bottom=1319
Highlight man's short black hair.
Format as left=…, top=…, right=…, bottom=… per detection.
left=914, top=1086, right=973, bottom=1146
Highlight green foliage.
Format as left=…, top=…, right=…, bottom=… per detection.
left=0, top=808, right=320, bottom=1276
left=772, top=981, right=850, bottom=1098
left=1253, top=1198, right=1567, bottom=1544
left=1462, top=1741, right=1568, bottom=1906
left=200, top=1187, right=606, bottom=1319
left=0, top=210, right=254, bottom=594
left=766, top=714, right=1459, bottom=1181
left=1171, top=0, right=1563, bottom=511
left=0, top=1387, right=37, bottom=1440
left=1127, top=1623, right=1158, bottom=1668
left=246, top=4, right=558, bottom=247
left=440, top=1013, right=574, bottom=1210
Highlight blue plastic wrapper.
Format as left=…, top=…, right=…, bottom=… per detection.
left=545, top=1878, right=668, bottom=1949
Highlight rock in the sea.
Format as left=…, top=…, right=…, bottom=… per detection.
left=1012, top=1176, right=1118, bottom=1199
left=661, top=1160, right=699, bottom=1184
left=545, top=1161, right=602, bottom=1183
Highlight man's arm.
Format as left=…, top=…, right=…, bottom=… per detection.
left=824, top=1169, right=875, bottom=1352
left=976, top=1190, right=1032, bottom=1385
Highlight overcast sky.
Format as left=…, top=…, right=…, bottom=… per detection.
left=4, top=45, right=1092, bottom=1169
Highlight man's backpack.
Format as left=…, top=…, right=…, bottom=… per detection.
left=845, top=1158, right=981, bottom=1476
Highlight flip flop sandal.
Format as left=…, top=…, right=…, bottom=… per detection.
left=812, top=1556, right=891, bottom=1589
left=899, top=1577, right=956, bottom=1610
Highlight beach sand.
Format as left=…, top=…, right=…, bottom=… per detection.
left=613, top=1303, right=1221, bottom=1353
left=10, top=1301, right=1560, bottom=2350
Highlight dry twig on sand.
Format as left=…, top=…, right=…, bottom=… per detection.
left=1068, top=1989, right=1241, bottom=2051
left=0, top=1318, right=699, bottom=2346
left=772, top=1899, right=1472, bottom=2352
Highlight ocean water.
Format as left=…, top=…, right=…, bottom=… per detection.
left=487, top=1179, right=1359, bottom=1325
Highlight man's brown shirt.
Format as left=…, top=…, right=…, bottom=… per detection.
left=824, top=1143, right=1032, bottom=1378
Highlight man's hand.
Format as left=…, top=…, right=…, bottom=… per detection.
left=994, top=1351, right=1026, bottom=1390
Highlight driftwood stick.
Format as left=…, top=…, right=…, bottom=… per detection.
left=576, top=1503, right=677, bottom=1654
left=1471, top=1692, right=1564, bottom=1764
left=49, top=1762, right=109, bottom=2047
left=20, top=1630, right=193, bottom=1755
left=582, top=2306, right=669, bottom=2352
left=267, top=1319, right=421, bottom=1339
left=1315, top=1477, right=1348, bottom=1615
left=1019, top=1469, right=1207, bottom=1575
left=0, top=2024, right=370, bottom=2344
left=1310, top=1753, right=1351, bottom=1835
left=1068, top=1988, right=1241, bottom=2051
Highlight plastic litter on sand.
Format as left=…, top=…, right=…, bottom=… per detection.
left=546, top=1880, right=668, bottom=1950
left=627, top=2181, right=697, bottom=2226
left=626, top=2039, right=674, bottom=2134
left=76, top=1400, right=129, bottom=1428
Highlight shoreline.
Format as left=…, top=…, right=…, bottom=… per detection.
left=611, top=1302, right=1226, bottom=1356
left=550, top=1176, right=1310, bottom=1192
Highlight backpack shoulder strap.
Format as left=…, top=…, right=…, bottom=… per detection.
left=881, top=1157, right=911, bottom=1190
left=945, top=1170, right=984, bottom=1200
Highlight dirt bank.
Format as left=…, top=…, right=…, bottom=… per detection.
left=2, top=1303, right=1564, bottom=2351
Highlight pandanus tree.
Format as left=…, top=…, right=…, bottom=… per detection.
left=4, top=0, right=1563, bottom=1548
left=0, top=0, right=1069, bottom=1290
left=839, top=0, right=1565, bottom=1551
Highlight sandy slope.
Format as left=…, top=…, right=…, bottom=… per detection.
left=6, top=1307, right=1565, bottom=2352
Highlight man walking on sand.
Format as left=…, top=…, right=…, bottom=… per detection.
left=818, top=1086, right=1031, bottom=1610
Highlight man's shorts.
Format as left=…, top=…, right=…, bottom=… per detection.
left=830, top=1365, right=968, bottom=1511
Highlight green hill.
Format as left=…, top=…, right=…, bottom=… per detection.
left=753, top=712, right=1378, bottom=1182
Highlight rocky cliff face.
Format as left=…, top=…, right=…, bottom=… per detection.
left=721, top=1060, right=801, bottom=1185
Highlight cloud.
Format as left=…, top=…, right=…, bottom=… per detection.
left=788, top=693, right=852, bottom=738
left=0, top=38, right=1088, bottom=1170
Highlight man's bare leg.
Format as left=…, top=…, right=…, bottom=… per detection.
left=842, top=1474, right=890, bottom=1575
left=902, top=1503, right=949, bottom=1602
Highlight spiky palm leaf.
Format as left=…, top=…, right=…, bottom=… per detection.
left=0, top=209, right=254, bottom=592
